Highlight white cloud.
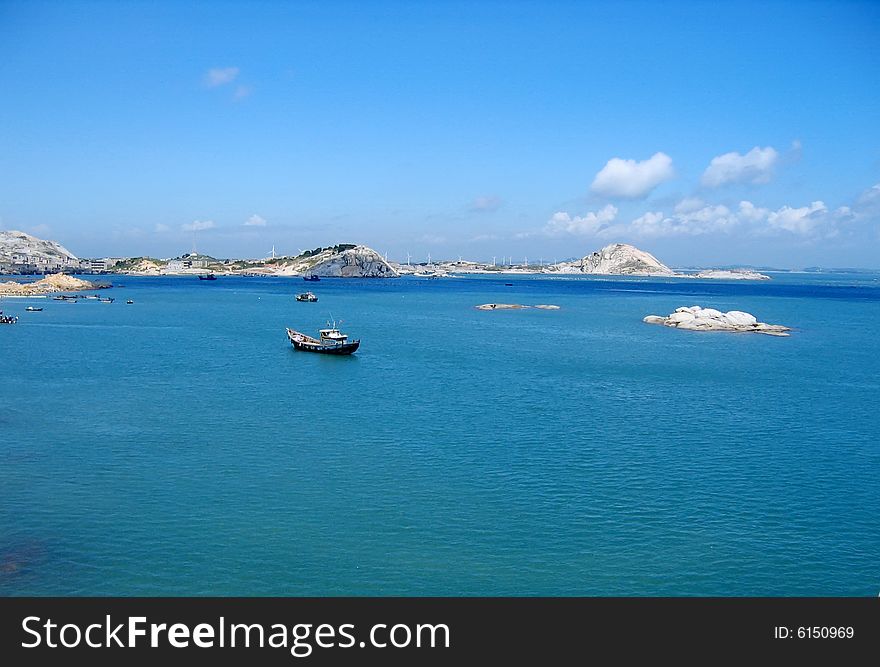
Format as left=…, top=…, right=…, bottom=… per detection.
left=233, top=85, right=253, bottom=100
left=625, top=204, right=739, bottom=238
left=701, top=146, right=779, bottom=188
left=204, top=67, right=240, bottom=88
left=737, top=200, right=769, bottom=223
left=590, top=152, right=674, bottom=199
left=154, top=223, right=170, bottom=233
left=674, top=197, right=704, bottom=214
left=244, top=214, right=266, bottom=227
left=469, top=196, right=502, bottom=212
left=181, top=220, right=216, bottom=232
left=544, top=205, right=618, bottom=236
left=628, top=211, right=666, bottom=237
left=598, top=196, right=838, bottom=240
left=857, top=183, right=880, bottom=206
left=766, top=201, right=828, bottom=234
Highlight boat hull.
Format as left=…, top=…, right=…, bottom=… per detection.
left=292, top=339, right=360, bottom=354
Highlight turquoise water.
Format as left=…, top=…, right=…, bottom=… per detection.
left=1, top=273, right=879, bottom=596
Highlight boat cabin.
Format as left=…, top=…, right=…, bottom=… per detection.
left=319, top=328, right=348, bottom=342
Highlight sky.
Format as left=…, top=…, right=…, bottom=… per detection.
left=1, top=0, right=879, bottom=268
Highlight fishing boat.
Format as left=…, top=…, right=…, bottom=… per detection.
left=99, top=297, right=114, bottom=303
left=0, top=312, right=18, bottom=324
left=198, top=274, right=217, bottom=281
left=126, top=299, right=134, bottom=304
left=53, top=295, right=78, bottom=301
left=286, top=323, right=360, bottom=355
left=25, top=306, right=43, bottom=312
left=296, top=291, right=318, bottom=302
left=302, top=274, right=321, bottom=282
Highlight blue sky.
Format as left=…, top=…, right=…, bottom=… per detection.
left=1, top=0, right=878, bottom=267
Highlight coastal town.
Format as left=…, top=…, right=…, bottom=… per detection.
left=0, top=229, right=771, bottom=282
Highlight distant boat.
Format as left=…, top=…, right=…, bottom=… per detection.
left=198, top=274, right=217, bottom=281
left=0, top=312, right=18, bottom=324
left=126, top=299, right=134, bottom=304
left=296, top=291, right=318, bottom=302
left=303, top=275, right=321, bottom=282
left=286, top=323, right=359, bottom=355
left=99, top=297, right=114, bottom=303
left=53, top=295, right=78, bottom=301
left=25, top=306, right=43, bottom=312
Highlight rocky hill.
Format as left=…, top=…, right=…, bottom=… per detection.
left=551, top=243, right=674, bottom=276
left=0, top=230, right=79, bottom=265
left=307, top=244, right=398, bottom=277
left=254, top=244, right=398, bottom=277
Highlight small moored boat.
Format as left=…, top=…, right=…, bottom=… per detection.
left=198, top=274, right=217, bottom=281
left=25, top=306, right=43, bottom=312
left=286, top=324, right=360, bottom=355
left=126, top=299, right=134, bottom=304
left=296, top=291, right=318, bottom=302
left=303, top=275, right=321, bottom=282
left=0, top=312, right=18, bottom=324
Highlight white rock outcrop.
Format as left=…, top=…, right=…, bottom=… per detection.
left=694, top=269, right=771, bottom=280
left=643, top=306, right=790, bottom=336
left=307, top=245, right=399, bottom=278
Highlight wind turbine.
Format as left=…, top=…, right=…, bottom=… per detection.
left=267, top=245, right=277, bottom=260
left=406, top=251, right=411, bottom=266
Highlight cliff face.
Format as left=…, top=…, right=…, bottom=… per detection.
left=0, top=230, right=79, bottom=263
left=307, top=245, right=399, bottom=278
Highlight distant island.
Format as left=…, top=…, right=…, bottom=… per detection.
left=2, top=229, right=779, bottom=280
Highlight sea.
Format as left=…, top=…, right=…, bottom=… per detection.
left=1, top=272, right=878, bottom=596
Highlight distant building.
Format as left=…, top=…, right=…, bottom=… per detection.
left=79, top=258, right=121, bottom=273
left=166, top=254, right=211, bottom=271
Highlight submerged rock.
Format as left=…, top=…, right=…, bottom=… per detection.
left=475, top=303, right=560, bottom=310
left=643, top=306, right=790, bottom=336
